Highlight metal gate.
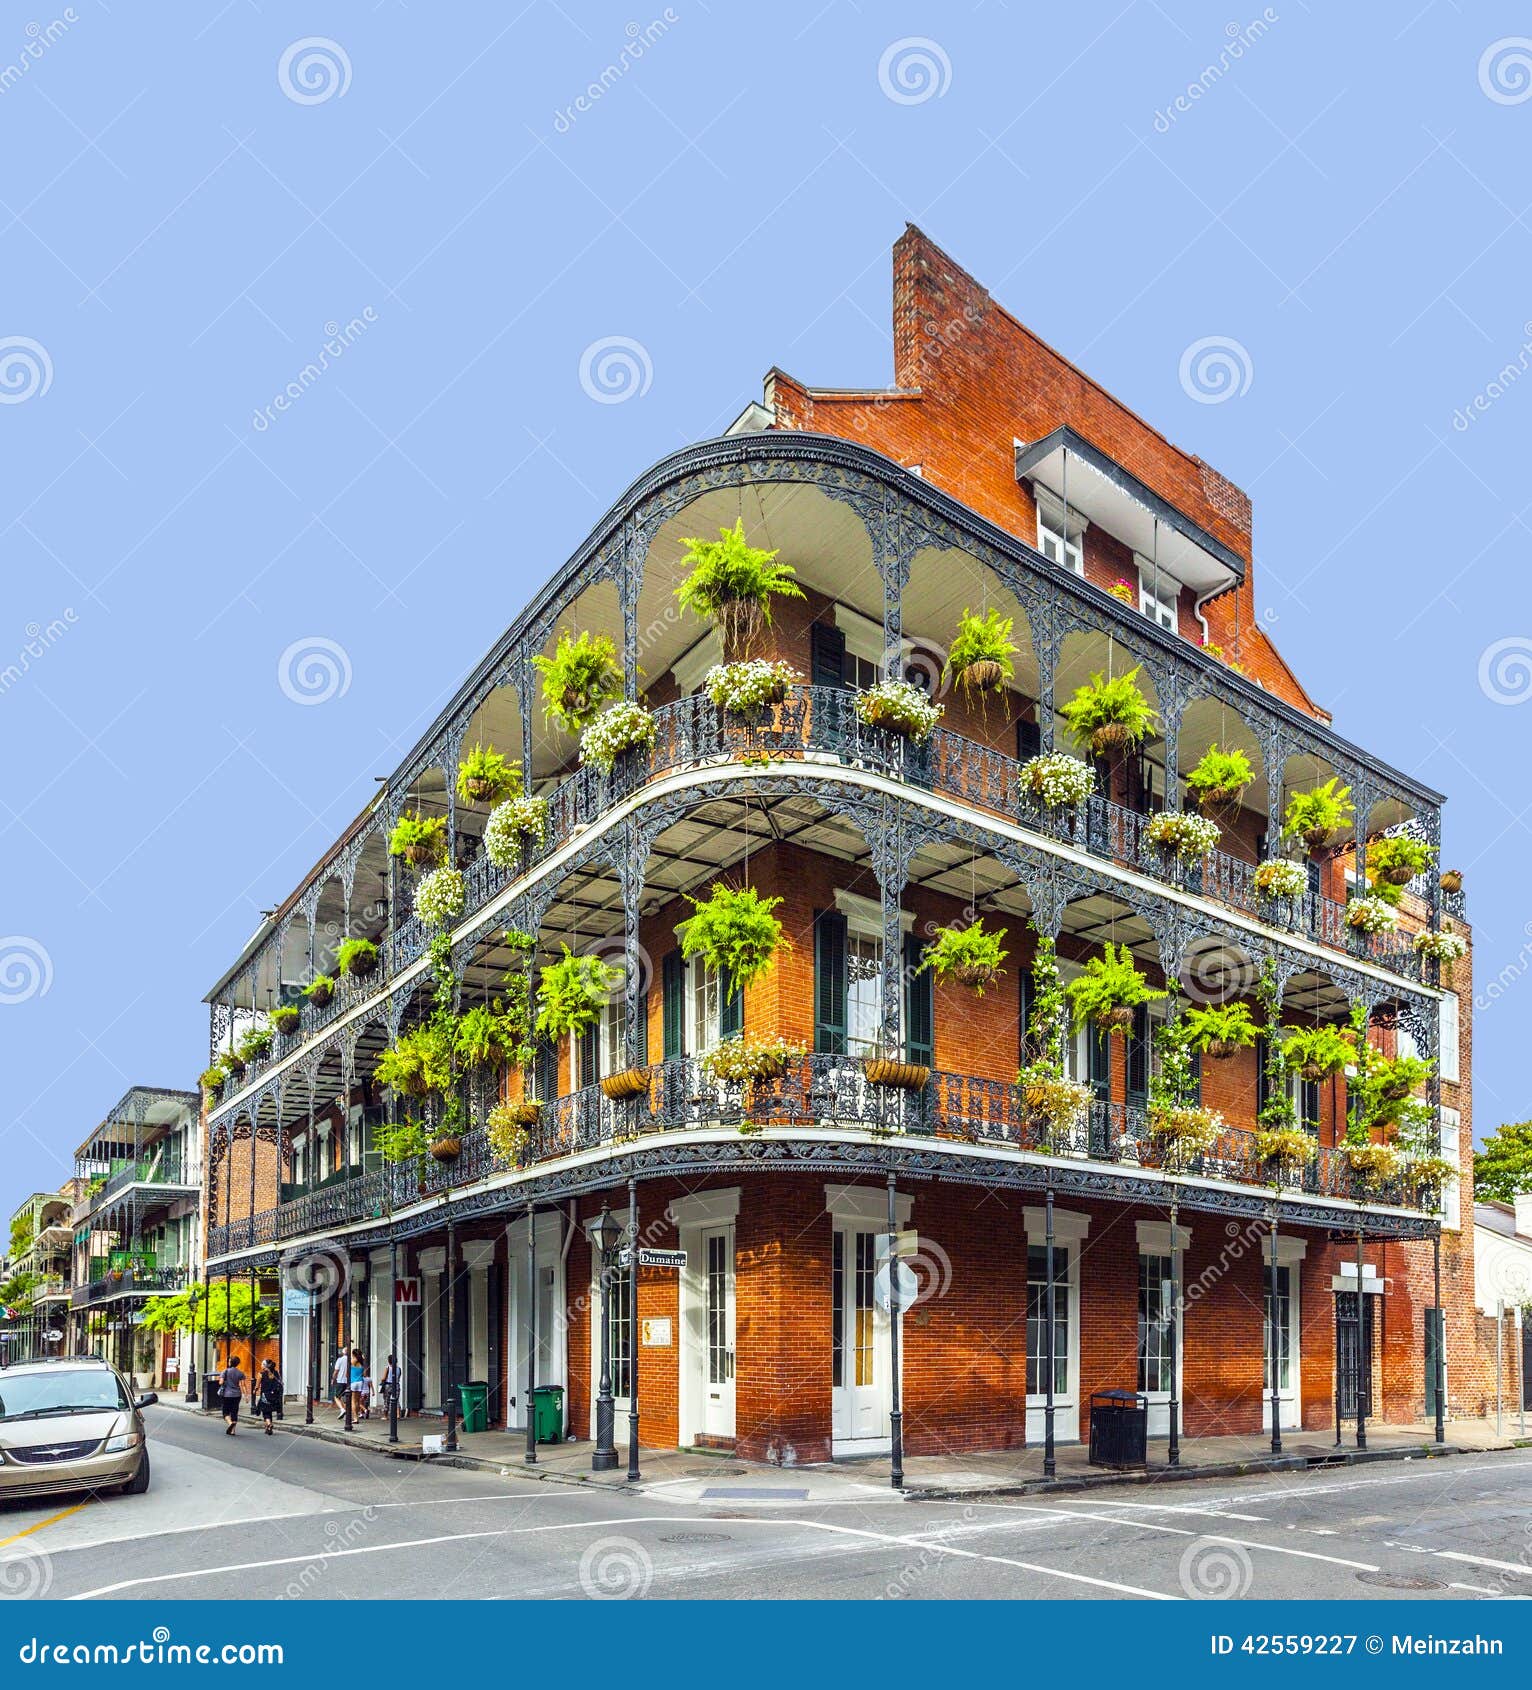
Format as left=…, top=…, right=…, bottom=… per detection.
left=1336, top=1291, right=1374, bottom=1419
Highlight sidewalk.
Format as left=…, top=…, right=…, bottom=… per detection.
left=157, top=1392, right=1528, bottom=1502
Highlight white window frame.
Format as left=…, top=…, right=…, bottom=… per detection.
left=686, top=959, right=724, bottom=1059
left=1439, top=993, right=1460, bottom=1084
left=835, top=890, right=912, bottom=1058
left=598, top=996, right=625, bottom=1077
left=1057, top=959, right=1092, bottom=1083
left=1135, top=556, right=1179, bottom=632
left=1023, top=1206, right=1089, bottom=1443
left=1439, top=1106, right=1461, bottom=1232
left=1034, top=488, right=1085, bottom=577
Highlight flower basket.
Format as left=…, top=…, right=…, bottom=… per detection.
left=343, top=949, right=378, bottom=980
left=1197, top=790, right=1244, bottom=827
left=1413, top=929, right=1468, bottom=963
left=1380, top=864, right=1416, bottom=887
left=224, top=1054, right=247, bottom=1078
left=959, top=658, right=1004, bottom=693
left=1148, top=1105, right=1223, bottom=1160
left=1343, top=1140, right=1401, bottom=1188
left=599, top=1068, right=649, bottom=1102
left=1145, top=810, right=1221, bottom=861
left=1345, top=896, right=1399, bottom=936
left=1300, top=825, right=1335, bottom=855
left=1440, top=870, right=1463, bottom=894
left=1019, top=752, right=1095, bottom=810
left=856, top=680, right=943, bottom=743
left=428, top=1135, right=461, bottom=1163
left=1254, top=1127, right=1314, bottom=1171
left=1253, top=858, right=1307, bottom=901
left=1094, top=1005, right=1135, bottom=1036
left=502, top=1101, right=541, bottom=1127
left=863, top=1058, right=929, bottom=1091
left=306, top=978, right=334, bottom=1008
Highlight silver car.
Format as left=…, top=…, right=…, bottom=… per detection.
left=0, top=1358, right=157, bottom=1501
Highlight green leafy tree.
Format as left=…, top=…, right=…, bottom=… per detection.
left=1474, top=1121, right=1532, bottom=1203
left=140, top=1282, right=275, bottom=1339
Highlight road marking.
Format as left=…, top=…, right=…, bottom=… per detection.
left=1435, top=1550, right=1532, bottom=1579
left=70, top=1513, right=1178, bottom=1602
left=1068, top=1499, right=1269, bottom=1522
left=0, top=1503, right=87, bottom=1550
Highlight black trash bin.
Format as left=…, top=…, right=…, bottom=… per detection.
left=1088, top=1389, right=1148, bottom=1469
left=202, top=1377, right=221, bottom=1412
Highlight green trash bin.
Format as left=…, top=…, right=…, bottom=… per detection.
left=531, top=1384, right=563, bottom=1445
left=457, top=1380, right=489, bottom=1434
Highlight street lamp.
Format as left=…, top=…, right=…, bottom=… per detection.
left=591, top=1204, right=623, bottom=1472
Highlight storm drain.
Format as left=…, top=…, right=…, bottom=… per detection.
left=1356, top=1570, right=1446, bottom=1591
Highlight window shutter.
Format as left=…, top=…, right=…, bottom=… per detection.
left=1018, top=963, right=1032, bottom=1065
left=1188, top=1047, right=1202, bottom=1106
left=1126, top=1004, right=1149, bottom=1104
left=1300, top=1077, right=1320, bottom=1135
left=1306, top=859, right=1322, bottom=895
left=810, top=621, right=848, bottom=690
left=661, top=952, right=684, bottom=1061
left=1087, top=1022, right=1111, bottom=1101
left=1255, top=1037, right=1269, bottom=1116
left=720, top=985, right=743, bottom=1042
left=903, top=933, right=933, bottom=1067
left=533, top=1036, right=558, bottom=1105
left=637, top=984, right=650, bottom=1066
left=814, top=909, right=848, bottom=1054
left=1016, top=717, right=1042, bottom=762
left=578, top=1024, right=598, bottom=1089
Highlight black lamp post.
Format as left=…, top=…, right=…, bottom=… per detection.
left=591, top=1204, right=622, bottom=1472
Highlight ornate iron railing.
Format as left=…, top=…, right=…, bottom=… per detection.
left=69, top=1267, right=187, bottom=1308
left=207, top=1052, right=1434, bottom=1256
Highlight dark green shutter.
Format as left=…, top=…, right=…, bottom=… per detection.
left=1188, top=1047, right=1202, bottom=1106
left=1300, top=1077, right=1320, bottom=1135
left=1255, top=1036, right=1269, bottom=1116
left=1018, top=964, right=1032, bottom=1065
left=661, top=952, right=684, bottom=1061
left=720, top=985, right=743, bottom=1041
left=578, top=1024, right=598, bottom=1088
left=533, top=1037, right=558, bottom=1104
left=903, top=933, right=933, bottom=1066
left=814, top=910, right=848, bottom=1054
left=637, top=985, right=650, bottom=1066
left=1088, top=1023, right=1111, bottom=1101
left=1425, top=1308, right=1445, bottom=1417
left=1126, top=1004, right=1149, bottom=1105
left=810, top=621, right=848, bottom=689
left=1016, top=717, right=1042, bottom=762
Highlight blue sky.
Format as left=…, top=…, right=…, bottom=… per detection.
left=2, top=2, right=1528, bottom=1198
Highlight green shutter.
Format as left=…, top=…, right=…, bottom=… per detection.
left=1088, top=1022, right=1111, bottom=1101
left=1425, top=1308, right=1445, bottom=1417
left=903, top=933, right=933, bottom=1066
left=814, top=910, right=848, bottom=1054
left=1018, top=964, right=1032, bottom=1065
left=720, top=985, right=743, bottom=1041
left=810, top=621, right=848, bottom=689
left=1188, top=1047, right=1202, bottom=1106
left=662, top=952, right=684, bottom=1061
left=1126, top=1004, right=1149, bottom=1104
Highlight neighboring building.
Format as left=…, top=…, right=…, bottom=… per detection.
left=1, top=1186, right=77, bottom=1360
left=70, top=1086, right=202, bottom=1387
left=1474, top=1198, right=1531, bottom=1416
left=200, top=227, right=1474, bottom=1461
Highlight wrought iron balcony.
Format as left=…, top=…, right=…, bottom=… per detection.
left=69, top=1266, right=186, bottom=1308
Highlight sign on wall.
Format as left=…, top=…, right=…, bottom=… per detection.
left=395, top=1279, right=421, bottom=1305
left=640, top=1317, right=673, bottom=1347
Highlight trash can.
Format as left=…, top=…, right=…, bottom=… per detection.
left=1088, top=1389, right=1148, bottom=1469
left=457, top=1381, right=489, bottom=1434
left=203, top=1377, right=222, bottom=1412
left=531, top=1384, right=564, bottom=1445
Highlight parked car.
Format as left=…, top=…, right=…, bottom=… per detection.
left=0, top=1357, right=157, bottom=1500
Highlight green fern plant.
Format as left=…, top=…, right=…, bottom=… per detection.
left=945, top=608, right=1017, bottom=694
left=534, top=947, right=622, bottom=1041
left=1185, top=744, right=1254, bottom=811
left=1282, top=1023, right=1353, bottom=1081
left=456, top=741, right=520, bottom=806
left=532, top=629, right=623, bottom=734
left=920, top=919, right=1008, bottom=994
left=1059, top=668, right=1158, bottom=757
left=674, top=519, right=804, bottom=649
left=388, top=810, right=447, bottom=869
left=1181, top=1001, right=1258, bottom=1058
left=336, top=937, right=379, bottom=979
left=1065, top=942, right=1166, bottom=1036
left=675, top=884, right=786, bottom=997
left=1282, top=778, right=1354, bottom=852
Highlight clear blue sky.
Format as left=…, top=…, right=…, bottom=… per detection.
left=2, top=2, right=1527, bottom=1199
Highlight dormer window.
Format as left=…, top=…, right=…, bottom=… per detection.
left=1034, top=488, right=1084, bottom=576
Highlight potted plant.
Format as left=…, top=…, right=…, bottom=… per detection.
left=454, top=1004, right=527, bottom=1072
left=389, top=809, right=447, bottom=870
left=1282, top=1023, right=1353, bottom=1082
left=863, top=1043, right=929, bottom=1091
left=1368, top=834, right=1435, bottom=887
left=1253, top=858, right=1308, bottom=901
left=919, top=918, right=1008, bottom=995
left=535, top=947, right=621, bottom=1042
left=1440, top=868, right=1463, bottom=895
left=456, top=741, right=519, bottom=807
left=377, top=1120, right=431, bottom=1165
left=222, top=1048, right=247, bottom=1079
left=237, top=1027, right=273, bottom=1066
left=675, top=883, right=786, bottom=996
left=270, top=1006, right=300, bottom=1037
left=483, top=795, right=549, bottom=868
left=414, top=865, right=466, bottom=929
left=704, top=658, right=798, bottom=721
left=1147, top=1103, right=1223, bottom=1161
left=336, top=937, right=379, bottom=980
left=1281, top=778, right=1353, bottom=855
left=945, top=607, right=1017, bottom=696
left=486, top=1103, right=534, bottom=1164
left=1254, top=1125, right=1315, bottom=1172
left=599, top=1066, right=650, bottom=1102
left=855, top=678, right=944, bottom=743
left=580, top=700, right=657, bottom=775
left=1144, top=810, right=1222, bottom=861
left=1375, top=1053, right=1432, bottom=1104
left=1408, top=1155, right=1459, bottom=1201
left=532, top=629, right=623, bottom=734
left=1065, top=942, right=1166, bottom=1036
left=1019, top=752, right=1095, bottom=810
left=701, top=1032, right=805, bottom=1088
left=1016, top=1061, right=1092, bottom=1140
left=674, top=518, right=804, bottom=651
left=1181, top=1002, right=1257, bottom=1061
left=199, top=1064, right=227, bottom=1103
left=304, top=974, right=335, bottom=1009
left=1413, top=928, right=1468, bottom=963
left=1185, top=744, right=1255, bottom=822
left=1107, top=577, right=1136, bottom=606
left=1341, top=1136, right=1402, bottom=1189
left=1344, top=894, right=1399, bottom=936
left=1059, top=667, right=1157, bottom=758
left=374, top=1026, right=452, bottom=1098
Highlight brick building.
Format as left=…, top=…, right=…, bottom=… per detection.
left=201, top=227, right=1475, bottom=1467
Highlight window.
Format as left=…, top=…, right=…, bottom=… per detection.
left=599, top=997, right=624, bottom=1077
left=1026, top=1244, right=1070, bottom=1395
left=846, top=931, right=883, bottom=1056
left=1035, top=490, right=1084, bottom=576
left=843, top=649, right=883, bottom=691
left=1263, top=1265, right=1292, bottom=1391
left=1138, top=1252, right=1176, bottom=1393
left=1439, top=994, right=1460, bottom=1084
left=688, top=962, right=723, bottom=1059
left=606, top=1257, right=632, bottom=1400
left=1439, top=1107, right=1461, bottom=1231
left=1137, top=562, right=1179, bottom=632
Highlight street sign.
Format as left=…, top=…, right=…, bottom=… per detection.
left=43, top=1329, right=63, bottom=1343
left=634, top=1248, right=686, bottom=1270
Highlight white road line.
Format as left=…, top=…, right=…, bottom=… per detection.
left=1434, top=1550, right=1532, bottom=1579
left=70, top=1513, right=1178, bottom=1602
left=1067, top=1500, right=1269, bottom=1521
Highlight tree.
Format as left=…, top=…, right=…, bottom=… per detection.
left=140, top=1282, right=274, bottom=1340
left=1473, top=1121, right=1532, bottom=1204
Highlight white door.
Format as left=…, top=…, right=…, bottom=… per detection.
left=832, top=1228, right=891, bottom=1448
left=1025, top=1242, right=1078, bottom=1443
left=1262, top=1265, right=1301, bottom=1431
left=700, top=1227, right=735, bottom=1439
left=508, top=1221, right=563, bottom=1432
left=1139, top=1251, right=1182, bottom=1437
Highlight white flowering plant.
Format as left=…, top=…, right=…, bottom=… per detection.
left=704, top=659, right=797, bottom=716
left=483, top=795, right=549, bottom=867
left=1144, top=810, right=1221, bottom=860
left=1412, top=928, right=1468, bottom=963
left=414, top=865, right=465, bottom=929
left=855, top=678, right=943, bottom=742
left=1344, top=894, right=1399, bottom=935
left=1020, top=752, right=1095, bottom=810
left=579, top=701, right=657, bottom=774
left=1253, top=858, right=1308, bottom=900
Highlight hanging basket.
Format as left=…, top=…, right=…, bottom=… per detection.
left=959, top=659, right=1004, bottom=693
left=952, top=962, right=1001, bottom=992
left=1380, top=865, right=1416, bottom=887
left=1301, top=826, right=1333, bottom=855
left=1378, top=1077, right=1413, bottom=1104
left=1295, top=1060, right=1333, bottom=1083
left=307, top=980, right=334, bottom=1008
left=1093, top=1005, right=1136, bottom=1037
left=428, top=1135, right=461, bottom=1163
left=863, top=1058, right=929, bottom=1091
left=502, top=1101, right=542, bottom=1127
left=1089, top=721, right=1134, bottom=757
left=402, top=841, right=438, bottom=869
left=600, top=1068, right=649, bottom=1102
left=1204, top=1039, right=1241, bottom=1061
left=1197, top=790, right=1245, bottom=827
left=715, top=597, right=765, bottom=653
left=223, top=1054, right=247, bottom=1079
left=344, top=949, right=378, bottom=980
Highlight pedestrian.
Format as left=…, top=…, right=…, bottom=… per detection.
left=359, top=1360, right=373, bottom=1421
left=379, top=1353, right=401, bottom=1417
left=332, top=1347, right=349, bottom=1417
left=256, top=1357, right=283, bottom=1435
left=348, top=1348, right=365, bottom=1424
left=218, top=1353, right=246, bottom=1436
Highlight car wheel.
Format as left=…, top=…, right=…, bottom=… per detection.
left=121, top=1451, right=151, bottom=1495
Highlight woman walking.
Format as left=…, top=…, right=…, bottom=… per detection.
left=256, top=1357, right=283, bottom=1435
left=348, top=1348, right=365, bottom=1425
left=217, top=1353, right=246, bottom=1436
left=379, top=1353, right=401, bottom=1419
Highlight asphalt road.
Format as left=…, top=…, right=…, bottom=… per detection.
left=3, top=1406, right=1532, bottom=1601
